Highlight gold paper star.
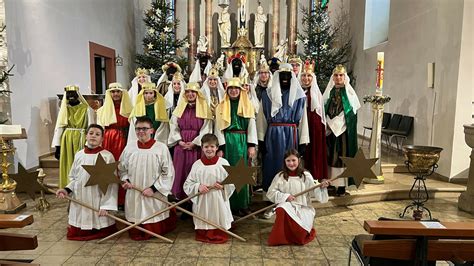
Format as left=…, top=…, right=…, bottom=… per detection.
left=184, top=42, right=190, bottom=49
left=149, top=68, right=155, bottom=74
left=163, top=26, right=171, bottom=32
left=82, top=153, right=120, bottom=195
left=147, top=43, right=154, bottom=50
left=12, top=164, right=44, bottom=200
left=303, top=39, right=309, bottom=45
left=294, top=39, right=300, bottom=45
left=339, top=148, right=378, bottom=188
left=321, top=43, right=328, bottom=50
left=221, top=158, right=258, bottom=193
left=147, top=28, right=155, bottom=35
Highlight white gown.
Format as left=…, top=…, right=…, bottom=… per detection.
left=183, top=158, right=235, bottom=230
left=118, top=141, right=175, bottom=224
left=266, top=171, right=328, bottom=233
left=66, top=149, right=118, bottom=230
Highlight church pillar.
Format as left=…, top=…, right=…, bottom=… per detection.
left=205, top=0, right=213, bottom=54
left=272, top=0, right=280, bottom=55
left=459, top=124, right=474, bottom=214
left=288, top=0, right=297, bottom=54
left=188, top=0, right=196, bottom=66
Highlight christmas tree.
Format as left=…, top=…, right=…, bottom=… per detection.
left=136, top=0, right=188, bottom=82
left=297, top=3, right=353, bottom=92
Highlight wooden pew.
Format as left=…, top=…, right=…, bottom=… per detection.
left=0, top=214, right=34, bottom=229
left=0, top=214, right=38, bottom=253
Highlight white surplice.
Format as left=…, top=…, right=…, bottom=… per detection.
left=183, top=158, right=235, bottom=230
left=266, top=171, right=328, bottom=233
left=66, top=149, right=118, bottom=230
left=118, top=141, right=175, bottom=224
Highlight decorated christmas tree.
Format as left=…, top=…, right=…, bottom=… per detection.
left=298, top=3, right=353, bottom=92
left=136, top=0, right=188, bottom=82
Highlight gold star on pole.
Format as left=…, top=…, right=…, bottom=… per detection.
left=12, top=164, right=45, bottom=200
left=82, top=153, right=120, bottom=195
left=339, top=148, right=378, bottom=188
left=221, top=158, right=258, bottom=193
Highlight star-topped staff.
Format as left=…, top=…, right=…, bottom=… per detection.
left=82, top=153, right=120, bottom=195
left=234, top=148, right=378, bottom=223
left=12, top=163, right=45, bottom=200
left=221, top=158, right=258, bottom=193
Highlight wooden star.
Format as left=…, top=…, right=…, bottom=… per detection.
left=339, top=148, right=378, bottom=188
left=221, top=158, right=258, bottom=193
left=82, top=153, right=120, bottom=195
left=12, top=163, right=44, bottom=200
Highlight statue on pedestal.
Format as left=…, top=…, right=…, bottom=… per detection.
left=197, top=36, right=208, bottom=53
left=254, top=4, right=267, bottom=48
left=218, top=6, right=231, bottom=48
left=238, top=0, right=247, bottom=29
left=274, top=39, right=288, bottom=62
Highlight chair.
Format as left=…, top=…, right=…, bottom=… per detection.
left=383, top=116, right=414, bottom=153
left=361, top=112, right=391, bottom=147
left=381, top=114, right=402, bottom=151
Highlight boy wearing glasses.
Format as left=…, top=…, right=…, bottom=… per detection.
left=119, top=116, right=176, bottom=240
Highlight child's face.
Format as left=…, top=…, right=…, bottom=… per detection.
left=135, top=122, right=154, bottom=142
left=143, top=90, right=156, bottom=103
left=86, top=128, right=103, bottom=147
left=185, top=90, right=197, bottom=103
left=202, top=142, right=218, bottom=158
left=284, top=155, right=300, bottom=171
left=172, top=80, right=181, bottom=93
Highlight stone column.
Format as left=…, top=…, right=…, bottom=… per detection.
left=288, top=0, right=297, bottom=54
left=272, top=0, right=280, bottom=55
left=188, top=0, right=196, bottom=66
left=458, top=124, right=474, bottom=214
left=205, top=0, right=213, bottom=54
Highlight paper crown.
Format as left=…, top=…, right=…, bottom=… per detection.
left=258, top=61, right=270, bottom=73
left=135, top=68, right=149, bottom=77
left=141, top=82, right=156, bottom=90
left=172, top=72, right=184, bottom=81
left=228, top=53, right=246, bottom=64
left=108, top=82, right=123, bottom=90
left=162, top=62, right=182, bottom=73
left=332, top=64, right=347, bottom=74
left=279, top=63, right=292, bottom=72
left=227, top=77, right=242, bottom=89
left=185, top=82, right=201, bottom=92
left=302, top=60, right=315, bottom=74
left=64, top=85, right=79, bottom=92
left=288, top=55, right=302, bottom=64
left=208, top=66, right=219, bottom=78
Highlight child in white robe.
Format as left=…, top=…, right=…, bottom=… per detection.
left=266, top=149, right=330, bottom=246
left=120, top=116, right=176, bottom=240
left=56, top=124, right=118, bottom=241
left=183, top=133, right=235, bottom=243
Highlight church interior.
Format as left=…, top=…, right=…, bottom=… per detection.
left=0, top=0, right=473, bottom=265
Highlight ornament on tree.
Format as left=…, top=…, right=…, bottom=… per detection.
left=303, top=39, right=309, bottom=45
left=147, top=28, right=155, bottom=35
left=147, top=43, right=154, bottom=49
left=163, top=26, right=171, bottom=33
left=184, top=42, right=190, bottom=49
left=321, top=43, right=328, bottom=50
left=149, top=68, right=155, bottom=74
left=294, top=39, right=300, bottom=45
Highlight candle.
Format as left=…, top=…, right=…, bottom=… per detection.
left=376, top=52, right=384, bottom=95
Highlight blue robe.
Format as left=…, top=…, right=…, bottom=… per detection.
left=261, top=89, right=306, bottom=191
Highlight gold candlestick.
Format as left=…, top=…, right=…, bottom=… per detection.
left=0, top=137, right=26, bottom=213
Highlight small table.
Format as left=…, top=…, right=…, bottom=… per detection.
left=363, top=220, right=474, bottom=265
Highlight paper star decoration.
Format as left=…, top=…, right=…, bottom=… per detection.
left=294, top=39, right=300, bottom=45
left=184, top=42, right=190, bottom=49
left=147, top=43, right=154, bottom=50
left=321, top=43, right=329, bottom=50
left=338, top=148, right=378, bottom=188
left=147, top=28, right=155, bottom=35
left=82, top=153, right=120, bottom=195
left=221, top=158, right=258, bottom=193
left=11, top=163, right=45, bottom=200
left=149, top=68, right=155, bottom=74
left=163, top=26, right=171, bottom=32
left=303, top=39, right=309, bottom=45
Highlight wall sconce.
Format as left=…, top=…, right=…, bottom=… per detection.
left=115, top=54, right=123, bottom=66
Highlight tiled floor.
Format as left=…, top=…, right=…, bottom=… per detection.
left=1, top=193, right=472, bottom=265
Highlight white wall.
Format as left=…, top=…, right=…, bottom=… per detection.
left=349, top=0, right=472, bottom=178
left=6, top=0, right=136, bottom=169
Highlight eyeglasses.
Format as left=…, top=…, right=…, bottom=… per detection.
left=135, top=127, right=151, bottom=132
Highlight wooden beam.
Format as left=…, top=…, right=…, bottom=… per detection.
left=0, top=233, right=38, bottom=251
left=0, top=214, right=34, bottom=229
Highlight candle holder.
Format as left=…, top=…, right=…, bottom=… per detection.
left=399, top=145, right=442, bottom=220
left=36, top=168, right=50, bottom=212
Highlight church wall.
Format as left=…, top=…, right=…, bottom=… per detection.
left=349, top=0, right=470, bottom=178
left=5, top=0, right=136, bottom=169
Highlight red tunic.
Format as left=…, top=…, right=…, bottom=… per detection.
left=67, top=224, right=117, bottom=241
left=304, top=91, right=328, bottom=181
left=267, top=208, right=316, bottom=246
left=102, top=101, right=129, bottom=205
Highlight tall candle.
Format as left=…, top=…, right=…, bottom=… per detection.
left=376, top=52, right=384, bottom=95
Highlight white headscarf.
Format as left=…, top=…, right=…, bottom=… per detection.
left=129, top=75, right=151, bottom=106
left=322, top=73, right=361, bottom=114
left=189, top=59, right=212, bottom=83
left=252, top=70, right=273, bottom=88
left=201, top=76, right=225, bottom=106
left=268, top=64, right=306, bottom=117
left=164, top=80, right=186, bottom=110
left=223, top=59, right=249, bottom=82
left=302, top=73, right=326, bottom=125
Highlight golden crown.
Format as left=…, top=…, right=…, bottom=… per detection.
left=288, top=55, right=302, bottom=65
left=227, top=77, right=242, bottom=89
left=141, top=82, right=156, bottom=91
left=64, top=85, right=79, bottom=92
left=172, top=72, right=184, bottom=81
left=108, top=82, right=123, bottom=90
left=302, top=60, right=315, bottom=74
left=332, top=64, right=347, bottom=74
left=258, top=61, right=270, bottom=73
left=135, top=68, right=149, bottom=77
left=186, top=82, right=201, bottom=92
left=208, top=66, right=219, bottom=78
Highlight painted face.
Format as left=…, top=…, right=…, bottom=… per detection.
left=137, top=74, right=147, bottom=85
left=166, top=67, right=177, bottom=80
left=86, top=127, right=103, bottom=148
left=202, top=142, right=218, bottom=159
left=185, top=90, right=197, bottom=103
left=110, top=90, right=123, bottom=101
left=66, top=91, right=79, bottom=105
left=279, top=71, right=292, bottom=88
left=208, top=77, right=218, bottom=89
left=231, top=59, right=242, bottom=76
left=291, top=63, right=300, bottom=76
left=301, top=73, right=313, bottom=87
left=284, top=154, right=300, bottom=171
left=227, top=86, right=241, bottom=100
left=143, top=90, right=156, bottom=103
left=333, top=73, right=345, bottom=86
left=259, top=71, right=270, bottom=83
left=172, top=80, right=182, bottom=93
left=134, top=121, right=154, bottom=143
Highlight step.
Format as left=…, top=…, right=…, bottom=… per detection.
left=40, top=155, right=58, bottom=168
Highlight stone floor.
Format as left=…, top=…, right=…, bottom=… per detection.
left=1, top=193, right=473, bottom=265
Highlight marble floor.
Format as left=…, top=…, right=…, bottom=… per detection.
left=1, top=193, right=473, bottom=265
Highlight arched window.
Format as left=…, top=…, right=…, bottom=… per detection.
left=364, top=0, right=390, bottom=49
